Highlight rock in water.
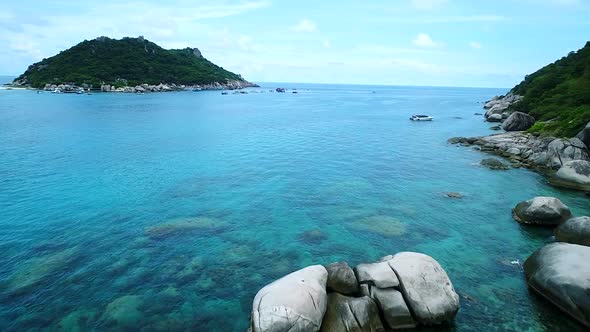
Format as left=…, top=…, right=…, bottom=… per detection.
left=512, top=197, right=572, bottom=226
left=486, top=114, right=503, bottom=122
left=354, top=261, right=399, bottom=288
left=551, top=160, right=590, bottom=191
left=251, top=265, right=328, bottom=332
left=502, top=112, right=535, bottom=131
left=388, top=252, right=460, bottom=325
left=555, top=216, right=590, bottom=246
left=481, top=158, right=509, bottom=170
left=320, top=293, right=384, bottom=332
left=325, top=262, right=359, bottom=295
left=524, top=242, right=590, bottom=328
left=370, top=287, right=416, bottom=329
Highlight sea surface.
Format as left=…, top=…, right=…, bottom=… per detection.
left=0, top=83, right=588, bottom=331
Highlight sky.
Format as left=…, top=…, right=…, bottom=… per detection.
left=0, top=0, right=589, bottom=88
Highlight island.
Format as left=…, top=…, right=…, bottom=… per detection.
left=10, top=36, right=257, bottom=92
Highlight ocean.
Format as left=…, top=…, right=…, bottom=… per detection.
left=0, top=83, right=588, bottom=331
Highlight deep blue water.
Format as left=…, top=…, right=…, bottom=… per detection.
left=0, top=84, right=588, bottom=331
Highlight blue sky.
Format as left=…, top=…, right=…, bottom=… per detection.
left=0, top=0, right=589, bottom=87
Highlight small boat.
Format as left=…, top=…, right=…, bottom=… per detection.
left=221, top=91, right=228, bottom=95
left=276, top=88, right=286, bottom=93
left=410, top=114, right=433, bottom=121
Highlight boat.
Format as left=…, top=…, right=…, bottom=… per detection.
left=221, top=91, right=228, bottom=95
left=276, top=88, right=286, bottom=93
left=410, top=114, right=433, bottom=121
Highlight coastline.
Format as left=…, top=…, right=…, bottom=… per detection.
left=4, top=79, right=259, bottom=93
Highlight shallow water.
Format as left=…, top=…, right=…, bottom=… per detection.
left=0, top=84, right=588, bottom=331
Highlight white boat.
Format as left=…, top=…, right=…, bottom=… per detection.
left=410, top=114, right=433, bottom=121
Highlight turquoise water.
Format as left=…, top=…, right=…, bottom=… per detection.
left=0, top=84, right=588, bottom=331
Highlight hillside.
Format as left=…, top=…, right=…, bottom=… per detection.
left=12, top=36, right=251, bottom=89
left=509, top=41, right=590, bottom=137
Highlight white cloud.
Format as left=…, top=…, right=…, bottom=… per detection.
left=411, top=0, right=447, bottom=10
left=291, top=19, right=317, bottom=33
left=469, top=41, right=482, bottom=49
left=323, top=40, right=331, bottom=49
left=413, top=33, right=436, bottom=47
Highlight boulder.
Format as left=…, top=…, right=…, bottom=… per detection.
left=551, top=160, right=590, bottom=191
left=555, top=216, right=590, bottom=247
left=481, top=158, right=509, bottom=170
left=502, top=112, right=535, bottom=131
left=370, top=287, right=416, bottom=329
left=486, top=114, right=503, bottom=122
left=546, top=138, right=589, bottom=169
left=251, top=265, right=328, bottom=332
left=320, top=293, right=384, bottom=332
left=325, top=262, right=359, bottom=295
left=524, top=242, right=590, bottom=328
left=388, top=252, right=460, bottom=325
left=506, top=148, right=521, bottom=155
left=512, top=197, right=572, bottom=226
left=576, top=122, right=590, bottom=148
left=354, top=261, right=399, bottom=288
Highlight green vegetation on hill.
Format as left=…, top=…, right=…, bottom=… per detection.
left=509, top=41, right=590, bottom=137
left=13, top=36, right=246, bottom=88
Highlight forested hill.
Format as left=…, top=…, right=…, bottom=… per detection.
left=509, top=41, right=590, bottom=137
left=12, top=36, right=249, bottom=88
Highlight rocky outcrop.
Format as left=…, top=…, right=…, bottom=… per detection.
left=251, top=265, right=328, bottom=332
left=551, top=160, right=590, bottom=191
left=325, top=262, right=359, bottom=295
left=512, top=197, right=572, bottom=226
left=483, top=93, right=523, bottom=118
left=502, top=112, right=535, bottom=131
left=555, top=216, right=590, bottom=246
left=524, top=242, right=590, bottom=328
left=250, top=253, right=459, bottom=331
left=320, top=294, right=384, bottom=332
left=449, top=132, right=590, bottom=176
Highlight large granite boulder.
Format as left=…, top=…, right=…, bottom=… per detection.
left=502, top=112, right=535, bottom=131
left=320, top=293, right=384, bottom=332
left=354, top=261, right=399, bottom=289
left=325, top=262, right=359, bottom=295
left=370, top=287, right=415, bottom=329
left=512, top=197, right=572, bottom=226
left=555, top=216, right=590, bottom=247
left=388, top=252, right=460, bottom=325
left=524, top=242, right=590, bottom=328
left=251, top=265, right=328, bottom=332
left=576, top=122, right=590, bottom=148
left=546, top=138, right=589, bottom=169
left=551, top=160, right=590, bottom=191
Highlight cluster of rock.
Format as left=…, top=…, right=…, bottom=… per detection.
left=98, top=80, right=257, bottom=93
left=483, top=93, right=524, bottom=123
left=42, top=80, right=257, bottom=94
left=510, top=196, right=590, bottom=328
left=448, top=132, right=590, bottom=191
left=249, top=252, right=460, bottom=332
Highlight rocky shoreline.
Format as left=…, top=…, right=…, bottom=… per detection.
left=15, top=79, right=259, bottom=93
left=449, top=93, right=590, bottom=193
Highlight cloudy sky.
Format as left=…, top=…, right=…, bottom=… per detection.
left=1, top=0, right=589, bottom=87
